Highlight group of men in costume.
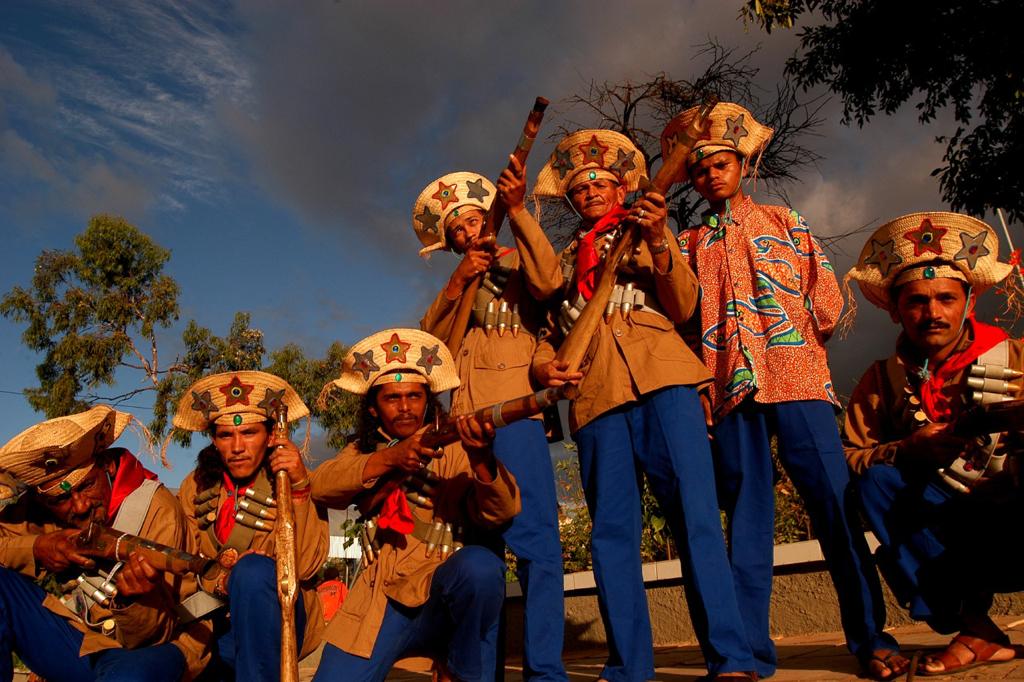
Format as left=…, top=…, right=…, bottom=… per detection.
left=0, top=100, right=1020, bottom=682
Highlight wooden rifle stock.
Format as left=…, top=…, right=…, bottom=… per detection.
left=555, top=100, right=719, bottom=374
left=446, top=96, right=550, bottom=355
left=356, top=384, right=572, bottom=518
left=74, top=522, right=208, bottom=575
left=272, top=406, right=300, bottom=682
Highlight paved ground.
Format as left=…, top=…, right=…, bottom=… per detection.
left=295, top=616, right=1024, bottom=681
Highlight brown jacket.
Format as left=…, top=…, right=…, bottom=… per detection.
left=843, top=333, right=1024, bottom=474
left=551, top=221, right=711, bottom=432
left=0, top=485, right=211, bottom=679
left=177, top=469, right=330, bottom=659
left=310, top=440, right=520, bottom=659
left=421, top=210, right=562, bottom=415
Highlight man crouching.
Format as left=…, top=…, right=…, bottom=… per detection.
left=310, top=328, right=520, bottom=682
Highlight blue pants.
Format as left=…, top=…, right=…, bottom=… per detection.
left=490, top=419, right=567, bottom=681
left=0, top=566, right=186, bottom=682
left=575, top=386, right=755, bottom=681
left=713, top=400, right=893, bottom=677
left=856, top=464, right=1024, bottom=634
left=312, top=545, right=506, bottom=682
left=203, top=553, right=306, bottom=682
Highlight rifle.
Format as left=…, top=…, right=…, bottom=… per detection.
left=446, top=97, right=550, bottom=356
left=938, top=398, right=1024, bottom=493
left=953, top=398, right=1024, bottom=438
left=356, top=384, right=572, bottom=519
left=554, top=100, right=718, bottom=373
left=74, top=521, right=209, bottom=575
left=272, top=405, right=300, bottom=682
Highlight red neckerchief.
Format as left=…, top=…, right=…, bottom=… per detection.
left=378, top=487, right=415, bottom=534
left=214, top=472, right=238, bottom=544
left=575, top=204, right=629, bottom=301
left=106, top=449, right=158, bottom=521
left=919, top=318, right=1008, bottom=421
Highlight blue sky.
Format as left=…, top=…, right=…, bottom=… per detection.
left=1, top=1, right=1013, bottom=486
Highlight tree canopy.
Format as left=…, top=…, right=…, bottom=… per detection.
left=742, top=0, right=1024, bottom=222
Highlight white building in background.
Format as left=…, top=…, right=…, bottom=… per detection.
left=327, top=506, right=363, bottom=560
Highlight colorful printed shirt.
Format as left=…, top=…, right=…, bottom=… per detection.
left=678, top=195, right=842, bottom=418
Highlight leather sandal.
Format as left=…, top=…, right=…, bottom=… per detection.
left=863, top=649, right=910, bottom=681
left=917, top=633, right=1015, bottom=676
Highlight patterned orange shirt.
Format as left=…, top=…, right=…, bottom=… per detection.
left=678, top=196, right=842, bottom=418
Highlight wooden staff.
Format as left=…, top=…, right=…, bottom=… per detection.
left=273, top=405, right=300, bottom=682
left=356, top=384, right=572, bottom=518
left=555, top=100, right=718, bottom=373
left=446, top=96, right=550, bottom=355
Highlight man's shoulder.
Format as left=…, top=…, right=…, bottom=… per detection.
left=747, top=200, right=805, bottom=226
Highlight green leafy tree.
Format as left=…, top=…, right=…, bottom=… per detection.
left=741, top=0, right=1024, bottom=221
left=1, top=215, right=179, bottom=418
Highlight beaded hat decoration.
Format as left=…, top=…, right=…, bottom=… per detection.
left=412, top=172, right=497, bottom=257
left=173, top=371, right=309, bottom=432
left=845, top=211, right=1013, bottom=312
left=660, top=102, right=772, bottom=183
left=320, top=328, right=460, bottom=399
left=534, top=129, right=647, bottom=198
left=0, top=405, right=132, bottom=496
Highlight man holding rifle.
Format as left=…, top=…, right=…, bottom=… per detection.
left=414, top=166, right=568, bottom=680
left=844, top=212, right=1023, bottom=676
left=174, top=371, right=329, bottom=680
left=0, top=406, right=208, bottom=680
left=527, top=129, right=757, bottom=681
left=670, top=103, right=899, bottom=680
left=310, top=328, right=520, bottom=682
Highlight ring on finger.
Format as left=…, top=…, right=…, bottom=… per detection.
left=638, top=208, right=645, bottom=219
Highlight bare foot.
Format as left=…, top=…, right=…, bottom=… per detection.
left=864, top=648, right=909, bottom=680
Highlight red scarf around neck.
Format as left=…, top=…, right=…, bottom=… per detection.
left=106, top=449, right=159, bottom=521
left=575, top=204, right=629, bottom=301
left=919, top=318, right=1008, bottom=421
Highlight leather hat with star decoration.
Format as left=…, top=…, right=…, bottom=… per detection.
left=0, top=405, right=134, bottom=496
left=320, top=328, right=460, bottom=399
left=172, top=370, right=309, bottom=433
left=412, top=172, right=497, bottom=258
left=843, top=211, right=1014, bottom=314
left=659, top=102, right=772, bottom=183
left=533, top=129, right=648, bottom=198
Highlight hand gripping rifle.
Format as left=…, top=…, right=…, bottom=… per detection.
left=446, top=97, right=550, bottom=356
left=74, top=521, right=209, bottom=575
left=272, top=405, right=300, bottom=682
left=554, top=100, right=718, bottom=374
left=355, top=384, right=573, bottom=519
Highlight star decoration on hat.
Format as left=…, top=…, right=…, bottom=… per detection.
left=609, top=148, right=636, bottom=177
left=257, top=388, right=286, bottom=417
left=954, top=230, right=991, bottom=270
left=416, top=344, right=444, bottom=375
left=722, top=113, right=749, bottom=147
left=352, top=350, right=380, bottom=381
left=904, top=217, right=947, bottom=257
left=431, top=181, right=459, bottom=210
left=466, top=177, right=491, bottom=202
left=552, top=147, right=574, bottom=179
left=863, top=238, right=903, bottom=276
left=577, top=134, right=610, bottom=167
left=219, top=375, right=255, bottom=407
left=381, top=333, right=412, bottom=363
left=191, top=390, right=218, bottom=420
left=416, top=206, right=441, bottom=235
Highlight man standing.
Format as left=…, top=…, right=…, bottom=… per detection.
left=174, top=370, right=329, bottom=680
left=844, top=211, right=1022, bottom=676
left=0, top=406, right=207, bottom=680
left=528, top=129, right=756, bottom=681
left=310, top=328, right=520, bottom=682
left=669, top=103, right=899, bottom=680
left=413, top=166, right=567, bottom=681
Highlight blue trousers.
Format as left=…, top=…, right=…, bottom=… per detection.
left=0, top=566, right=186, bottom=682
left=490, top=419, right=566, bottom=681
left=713, top=400, right=894, bottom=677
left=202, top=553, right=306, bottom=682
left=856, top=464, right=1024, bottom=634
left=575, top=386, right=755, bottom=681
left=312, top=545, right=506, bottom=682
